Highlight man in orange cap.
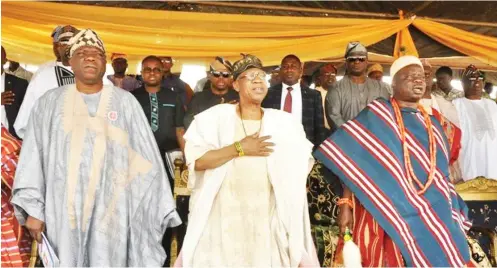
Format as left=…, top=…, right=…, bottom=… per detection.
left=367, top=63, right=384, bottom=82
left=107, top=53, right=141, bottom=92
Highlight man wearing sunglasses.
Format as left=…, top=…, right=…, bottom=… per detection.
left=453, top=65, right=497, bottom=181
left=262, top=54, right=326, bottom=148
left=325, top=42, right=391, bottom=132
left=184, top=57, right=239, bottom=130
left=159, top=56, right=194, bottom=106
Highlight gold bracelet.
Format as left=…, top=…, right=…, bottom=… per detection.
left=234, top=141, right=245, bottom=157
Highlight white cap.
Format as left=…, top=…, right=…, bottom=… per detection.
left=390, top=56, right=423, bottom=78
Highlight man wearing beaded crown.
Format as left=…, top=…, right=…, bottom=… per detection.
left=314, top=56, right=472, bottom=267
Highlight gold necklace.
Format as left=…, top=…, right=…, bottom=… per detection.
left=238, top=104, right=263, bottom=137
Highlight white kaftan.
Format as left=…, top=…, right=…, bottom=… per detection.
left=453, top=98, right=497, bottom=180
left=193, top=119, right=288, bottom=267
left=180, top=104, right=318, bottom=268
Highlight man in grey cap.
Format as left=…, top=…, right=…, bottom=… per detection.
left=325, top=41, right=391, bottom=131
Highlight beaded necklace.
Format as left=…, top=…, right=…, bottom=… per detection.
left=392, top=98, right=437, bottom=195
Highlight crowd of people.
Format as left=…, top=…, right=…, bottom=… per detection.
left=1, top=24, right=496, bottom=267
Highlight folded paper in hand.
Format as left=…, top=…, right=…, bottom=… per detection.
left=38, top=233, right=60, bottom=267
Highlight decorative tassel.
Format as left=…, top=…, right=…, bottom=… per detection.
left=343, top=227, right=362, bottom=268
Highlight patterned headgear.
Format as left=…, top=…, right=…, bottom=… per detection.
left=462, top=64, right=482, bottom=80
left=345, top=41, right=367, bottom=58
left=232, top=54, right=263, bottom=80
left=320, top=63, right=337, bottom=75
left=52, top=25, right=78, bottom=44
left=67, top=29, right=105, bottom=59
left=210, top=56, right=233, bottom=72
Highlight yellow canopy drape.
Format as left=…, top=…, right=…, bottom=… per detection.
left=0, top=1, right=406, bottom=68
left=412, top=19, right=497, bottom=67
left=393, top=11, right=418, bottom=58
left=1, top=1, right=496, bottom=70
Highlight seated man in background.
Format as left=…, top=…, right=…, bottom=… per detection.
left=453, top=65, right=497, bottom=181
left=107, top=53, right=141, bottom=92
left=184, top=57, right=238, bottom=129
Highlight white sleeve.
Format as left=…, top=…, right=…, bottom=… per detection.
left=14, top=70, right=55, bottom=138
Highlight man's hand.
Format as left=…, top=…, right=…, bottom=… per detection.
left=1, top=91, right=15, bottom=105
left=26, top=216, right=45, bottom=243
left=239, top=133, right=274, bottom=156
left=338, top=205, right=353, bottom=236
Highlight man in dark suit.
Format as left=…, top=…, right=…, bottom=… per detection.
left=262, top=54, right=326, bottom=147
left=1, top=46, right=28, bottom=139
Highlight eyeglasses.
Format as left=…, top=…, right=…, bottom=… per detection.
left=211, top=71, right=231, bottom=78
left=142, top=67, right=163, bottom=74
left=469, top=76, right=484, bottom=81
left=239, top=71, right=266, bottom=81
left=346, top=57, right=366, bottom=63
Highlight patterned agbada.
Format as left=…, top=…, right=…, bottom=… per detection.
left=11, top=85, right=181, bottom=266
left=1, top=127, right=32, bottom=267
left=314, top=98, right=472, bottom=267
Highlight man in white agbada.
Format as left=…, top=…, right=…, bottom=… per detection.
left=14, top=25, right=78, bottom=139
left=175, top=54, right=319, bottom=267
left=11, top=29, right=181, bottom=266
left=453, top=65, right=497, bottom=181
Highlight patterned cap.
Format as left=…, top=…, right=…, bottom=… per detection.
left=52, top=25, right=78, bottom=44
left=345, top=41, right=367, bottom=58
left=320, top=63, right=337, bottom=75
left=210, top=56, right=233, bottom=72
left=462, top=64, right=482, bottom=79
left=232, top=54, right=263, bottom=80
left=67, top=29, right=105, bottom=59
